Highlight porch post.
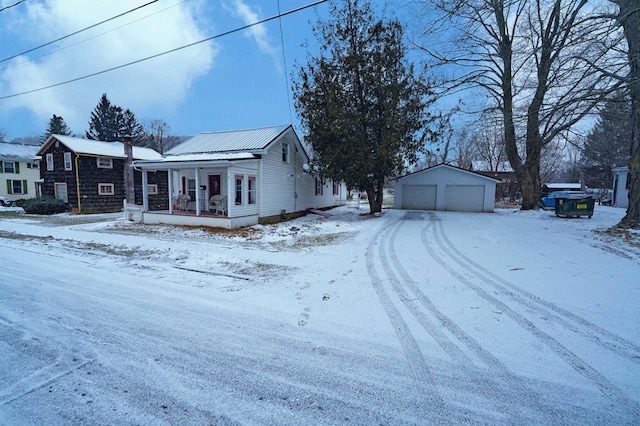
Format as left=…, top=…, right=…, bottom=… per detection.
left=142, top=170, right=149, bottom=211
left=194, top=167, right=201, bottom=215
left=168, top=168, right=174, bottom=214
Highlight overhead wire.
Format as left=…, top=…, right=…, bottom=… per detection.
left=277, top=0, right=294, bottom=125
left=0, top=0, right=190, bottom=72
left=0, top=0, right=159, bottom=64
left=0, top=0, right=27, bottom=13
left=0, top=0, right=329, bottom=101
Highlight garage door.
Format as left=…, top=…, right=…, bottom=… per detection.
left=402, top=185, right=437, bottom=210
left=445, top=185, right=485, bottom=212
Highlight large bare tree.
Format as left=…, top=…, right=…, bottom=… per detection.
left=413, top=0, right=625, bottom=209
left=611, top=0, right=640, bottom=228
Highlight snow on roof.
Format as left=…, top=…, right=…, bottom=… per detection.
left=40, top=135, right=161, bottom=160
left=543, top=183, right=582, bottom=189
left=0, top=142, right=41, bottom=160
left=166, top=125, right=290, bottom=155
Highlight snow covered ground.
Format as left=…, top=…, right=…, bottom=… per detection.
left=0, top=202, right=638, bottom=425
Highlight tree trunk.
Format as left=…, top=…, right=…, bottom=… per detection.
left=616, top=0, right=640, bottom=228
left=365, top=179, right=384, bottom=215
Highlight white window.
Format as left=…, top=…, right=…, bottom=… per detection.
left=6, top=179, right=25, bottom=195
left=248, top=176, right=256, bottom=205
left=46, top=154, right=54, bottom=171
left=2, top=161, right=16, bottom=174
left=187, top=178, right=196, bottom=200
left=28, top=161, right=39, bottom=169
left=235, top=175, right=244, bottom=205
left=282, top=142, right=289, bottom=162
left=315, top=178, right=324, bottom=196
left=147, top=184, right=158, bottom=195
left=54, top=182, right=68, bottom=203
left=97, top=157, right=113, bottom=169
left=333, top=181, right=340, bottom=196
left=64, top=152, right=72, bottom=171
left=98, top=183, right=115, bottom=195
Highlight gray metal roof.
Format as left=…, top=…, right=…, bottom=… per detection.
left=166, top=125, right=290, bottom=155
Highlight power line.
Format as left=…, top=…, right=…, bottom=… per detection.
left=0, top=0, right=159, bottom=64
left=0, top=0, right=328, bottom=101
left=277, top=0, right=294, bottom=125
left=0, top=0, right=190, bottom=72
left=0, top=0, right=27, bottom=13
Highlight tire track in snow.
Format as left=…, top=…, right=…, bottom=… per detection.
left=429, top=212, right=640, bottom=365
left=422, top=212, right=640, bottom=420
left=380, top=213, right=557, bottom=422
left=364, top=217, right=450, bottom=419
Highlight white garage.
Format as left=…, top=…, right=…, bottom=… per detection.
left=393, top=164, right=500, bottom=212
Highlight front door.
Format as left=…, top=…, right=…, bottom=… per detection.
left=209, top=175, right=221, bottom=196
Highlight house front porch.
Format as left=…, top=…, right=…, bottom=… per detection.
left=141, top=209, right=259, bottom=229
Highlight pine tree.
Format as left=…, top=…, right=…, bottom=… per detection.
left=40, top=114, right=72, bottom=143
left=293, top=0, right=433, bottom=214
left=86, top=93, right=123, bottom=141
left=581, top=94, right=631, bottom=189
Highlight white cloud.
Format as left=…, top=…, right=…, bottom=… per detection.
left=0, top=0, right=217, bottom=133
left=230, top=0, right=279, bottom=57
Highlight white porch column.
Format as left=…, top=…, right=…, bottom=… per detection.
left=142, top=170, right=149, bottom=211
left=194, top=167, right=201, bottom=215
left=168, top=168, right=174, bottom=214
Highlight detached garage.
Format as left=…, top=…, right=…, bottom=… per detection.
left=393, top=164, right=500, bottom=212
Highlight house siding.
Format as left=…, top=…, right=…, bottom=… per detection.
left=40, top=142, right=167, bottom=213
left=1, top=159, right=40, bottom=200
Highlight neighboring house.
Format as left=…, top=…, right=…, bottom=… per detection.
left=393, top=164, right=500, bottom=212
left=37, top=135, right=166, bottom=213
left=471, top=161, right=519, bottom=202
left=132, top=125, right=347, bottom=229
left=0, top=142, right=42, bottom=202
left=612, top=166, right=629, bottom=209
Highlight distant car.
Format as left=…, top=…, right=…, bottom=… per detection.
left=541, top=191, right=568, bottom=208
left=0, top=196, right=10, bottom=207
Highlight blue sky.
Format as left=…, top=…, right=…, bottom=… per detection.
left=0, top=0, right=344, bottom=140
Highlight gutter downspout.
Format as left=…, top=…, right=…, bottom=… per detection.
left=75, top=153, right=82, bottom=212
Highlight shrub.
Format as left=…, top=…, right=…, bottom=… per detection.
left=21, top=197, right=68, bottom=215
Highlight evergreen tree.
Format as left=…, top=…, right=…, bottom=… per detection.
left=581, top=94, right=631, bottom=189
left=86, top=93, right=123, bottom=141
left=293, top=0, right=433, bottom=214
left=40, top=114, right=72, bottom=143
left=121, top=109, right=146, bottom=146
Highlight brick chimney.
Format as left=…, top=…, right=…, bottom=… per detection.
left=123, top=135, right=135, bottom=204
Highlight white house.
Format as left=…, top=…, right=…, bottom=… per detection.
left=393, top=164, right=500, bottom=212
left=612, top=166, right=629, bottom=209
left=132, top=125, right=346, bottom=228
left=0, top=142, right=41, bottom=203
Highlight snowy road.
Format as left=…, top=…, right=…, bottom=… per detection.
left=0, top=205, right=639, bottom=424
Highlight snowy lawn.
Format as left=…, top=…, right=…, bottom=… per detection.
left=0, top=202, right=638, bottom=425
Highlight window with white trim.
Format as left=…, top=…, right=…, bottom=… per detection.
left=248, top=176, right=256, bottom=204
left=54, top=182, right=68, bottom=203
left=282, top=142, right=289, bottom=162
left=98, top=183, right=115, bottom=195
left=235, top=175, right=244, bottom=205
left=64, top=152, right=72, bottom=171
left=2, top=161, right=15, bottom=174
left=315, top=178, right=324, bottom=196
left=46, top=154, right=54, bottom=171
left=147, top=184, right=158, bottom=195
left=97, top=157, right=113, bottom=168
left=6, top=179, right=26, bottom=195
left=332, top=181, right=340, bottom=196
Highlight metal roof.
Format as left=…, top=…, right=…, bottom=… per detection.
left=0, top=142, right=40, bottom=160
left=166, top=125, right=290, bottom=155
left=39, top=135, right=162, bottom=160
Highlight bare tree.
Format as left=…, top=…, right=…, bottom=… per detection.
left=145, top=120, right=182, bottom=154
left=610, top=0, right=640, bottom=228
left=413, top=0, right=625, bottom=209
